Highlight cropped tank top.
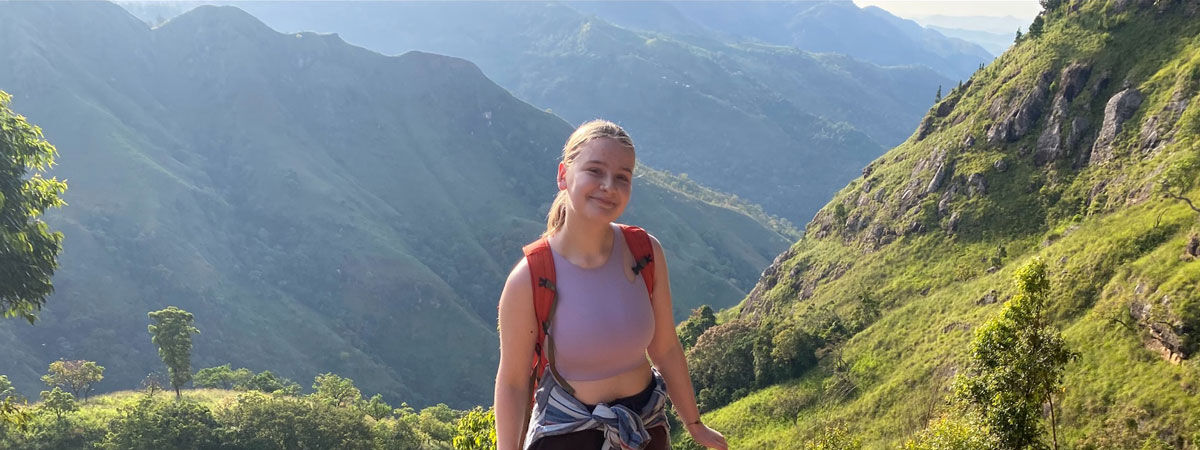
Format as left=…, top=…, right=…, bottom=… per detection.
left=548, top=224, right=655, bottom=381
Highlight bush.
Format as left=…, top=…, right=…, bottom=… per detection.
left=452, top=406, right=495, bottom=450
left=238, top=370, right=301, bottom=395
left=102, top=397, right=220, bottom=449
left=903, top=413, right=993, bottom=450
left=194, top=364, right=252, bottom=389
left=218, top=392, right=373, bottom=449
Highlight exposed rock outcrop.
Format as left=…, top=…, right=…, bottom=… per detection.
left=993, top=157, right=1008, bottom=172
left=1035, top=63, right=1092, bottom=165
left=926, top=161, right=949, bottom=194
left=987, top=69, right=1055, bottom=144
left=1089, top=86, right=1145, bottom=165
left=967, top=173, right=988, bottom=197
left=945, top=211, right=961, bottom=233
left=935, top=95, right=959, bottom=117
left=739, top=249, right=798, bottom=319
left=1130, top=297, right=1187, bottom=364
left=977, top=290, right=1000, bottom=305
left=1139, top=89, right=1191, bottom=154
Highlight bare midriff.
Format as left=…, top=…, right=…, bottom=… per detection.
left=564, top=360, right=653, bottom=405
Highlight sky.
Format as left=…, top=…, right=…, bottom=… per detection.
left=852, top=0, right=1041, bottom=21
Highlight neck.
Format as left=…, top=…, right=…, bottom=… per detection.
left=553, top=215, right=614, bottom=261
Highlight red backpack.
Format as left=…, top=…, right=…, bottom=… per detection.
left=520, top=224, right=656, bottom=401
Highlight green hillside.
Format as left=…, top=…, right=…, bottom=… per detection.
left=686, top=0, right=1200, bottom=447
left=0, top=2, right=789, bottom=409
left=132, top=1, right=953, bottom=225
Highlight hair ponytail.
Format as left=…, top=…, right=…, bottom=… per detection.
left=542, top=119, right=635, bottom=238
left=543, top=190, right=570, bottom=238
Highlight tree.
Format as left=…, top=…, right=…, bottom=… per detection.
left=677, top=305, right=717, bottom=350
left=147, top=306, right=200, bottom=398
left=362, top=394, right=392, bottom=420
left=1015, top=28, right=1024, bottom=43
left=312, top=372, right=362, bottom=408
left=239, top=370, right=301, bottom=395
left=0, top=375, right=13, bottom=400
left=1028, top=15, right=1046, bottom=38
left=956, top=258, right=1076, bottom=449
left=1159, top=151, right=1200, bottom=217
left=0, top=397, right=29, bottom=431
left=141, top=372, right=166, bottom=397
left=935, top=85, right=943, bottom=103
left=452, top=406, right=496, bottom=450
left=41, top=360, right=104, bottom=400
left=0, top=91, right=68, bottom=323
left=39, top=387, right=77, bottom=421
left=194, top=364, right=252, bottom=390
left=686, top=320, right=757, bottom=411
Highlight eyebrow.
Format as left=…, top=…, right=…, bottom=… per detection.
left=584, top=160, right=634, bottom=173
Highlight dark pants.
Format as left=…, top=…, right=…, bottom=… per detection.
left=529, top=379, right=671, bottom=450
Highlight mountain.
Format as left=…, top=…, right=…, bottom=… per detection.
left=586, top=0, right=993, bottom=81
left=121, top=1, right=954, bottom=227
left=915, top=14, right=1034, bottom=35
left=686, top=0, right=1200, bottom=446
left=0, top=1, right=790, bottom=407
left=926, top=25, right=1014, bottom=57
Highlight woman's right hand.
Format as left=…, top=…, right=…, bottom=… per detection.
left=686, top=422, right=729, bottom=450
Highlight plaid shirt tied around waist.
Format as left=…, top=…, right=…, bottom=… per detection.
left=524, top=368, right=670, bottom=450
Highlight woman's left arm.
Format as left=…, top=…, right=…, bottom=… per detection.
left=644, top=235, right=728, bottom=450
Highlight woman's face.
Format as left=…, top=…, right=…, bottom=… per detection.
left=558, top=137, right=635, bottom=225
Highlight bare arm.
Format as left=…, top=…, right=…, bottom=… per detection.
left=644, top=235, right=728, bottom=450
left=494, top=259, right=537, bottom=450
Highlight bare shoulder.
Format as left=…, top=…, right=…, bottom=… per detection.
left=502, top=257, right=533, bottom=300
left=645, top=231, right=667, bottom=264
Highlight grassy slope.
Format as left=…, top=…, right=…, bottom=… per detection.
left=692, top=1, right=1200, bottom=447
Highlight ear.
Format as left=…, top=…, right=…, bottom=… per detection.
left=557, top=162, right=567, bottom=190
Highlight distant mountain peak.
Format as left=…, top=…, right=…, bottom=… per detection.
left=158, top=4, right=277, bottom=39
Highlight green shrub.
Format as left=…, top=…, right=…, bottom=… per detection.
left=101, top=397, right=220, bottom=450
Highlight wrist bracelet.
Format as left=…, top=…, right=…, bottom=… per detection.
left=685, top=419, right=703, bottom=427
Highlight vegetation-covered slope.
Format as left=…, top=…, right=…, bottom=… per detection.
left=0, top=2, right=790, bottom=408
left=685, top=0, right=1200, bottom=447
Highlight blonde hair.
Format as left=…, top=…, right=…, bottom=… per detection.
left=543, top=119, right=635, bottom=238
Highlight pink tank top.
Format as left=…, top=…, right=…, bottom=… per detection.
left=549, top=225, right=655, bottom=381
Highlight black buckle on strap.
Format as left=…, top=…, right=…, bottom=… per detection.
left=631, top=255, right=654, bottom=275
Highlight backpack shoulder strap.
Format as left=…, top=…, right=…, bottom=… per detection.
left=521, top=238, right=555, bottom=384
left=617, top=224, right=656, bottom=297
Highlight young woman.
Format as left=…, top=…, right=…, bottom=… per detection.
left=494, top=120, right=728, bottom=450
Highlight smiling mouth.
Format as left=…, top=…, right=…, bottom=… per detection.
left=590, top=197, right=617, bottom=208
